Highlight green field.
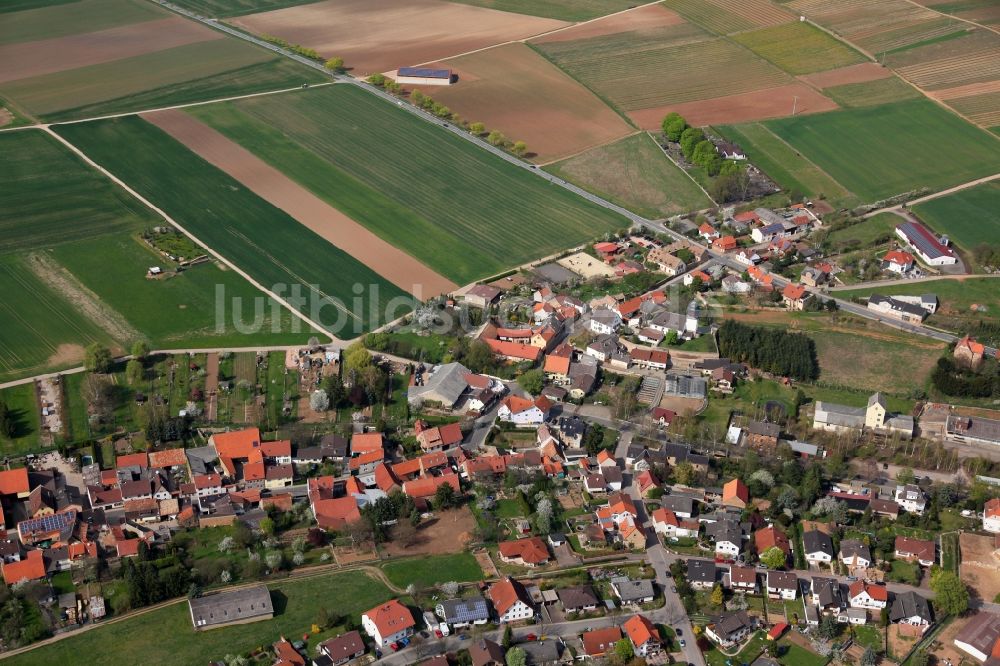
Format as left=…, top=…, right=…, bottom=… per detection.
left=48, top=234, right=314, bottom=347
left=0, top=130, right=158, bottom=254
left=0, top=256, right=117, bottom=382
left=7, top=572, right=393, bottom=666
left=0, top=0, right=165, bottom=45
left=545, top=132, right=712, bottom=218
left=836, top=277, right=1000, bottom=330
left=54, top=115, right=408, bottom=336
left=381, top=553, right=483, bottom=589
left=189, top=85, right=625, bottom=283
left=733, top=22, right=866, bottom=75
left=164, top=0, right=321, bottom=18
left=826, top=212, right=901, bottom=250
left=822, top=76, right=922, bottom=108
left=445, top=0, right=638, bottom=21
left=716, top=122, right=854, bottom=205
left=0, top=384, right=42, bottom=455
left=763, top=99, right=1000, bottom=201
left=536, top=26, right=792, bottom=110
left=912, top=181, right=1000, bottom=251
left=2, top=39, right=322, bottom=121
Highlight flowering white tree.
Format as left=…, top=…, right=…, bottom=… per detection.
left=310, top=389, right=330, bottom=412
left=218, top=536, right=235, bottom=553
left=220, top=570, right=232, bottom=583
left=265, top=551, right=283, bottom=570
left=749, top=469, right=775, bottom=489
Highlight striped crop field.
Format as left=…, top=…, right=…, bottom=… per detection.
left=890, top=35, right=1000, bottom=90
left=732, top=21, right=867, bottom=75
left=822, top=76, right=922, bottom=107
left=945, top=89, right=1000, bottom=127
left=661, top=0, right=793, bottom=35
left=538, top=30, right=791, bottom=110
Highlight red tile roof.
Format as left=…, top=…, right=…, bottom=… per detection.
left=755, top=526, right=790, bottom=554
left=723, top=478, right=749, bottom=505
left=986, top=498, right=1000, bottom=519
left=583, top=626, right=622, bottom=656
left=2, top=549, right=45, bottom=584
left=782, top=283, right=807, bottom=300
left=0, top=468, right=29, bottom=496
left=351, top=433, right=384, bottom=455
left=212, top=428, right=262, bottom=459
left=115, top=453, right=149, bottom=470
left=402, top=474, right=460, bottom=499
left=624, top=614, right=658, bottom=648
left=488, top=577, right=531, bottom=616
left=543, top=355, right=571, bottom=375
left=363, top=599, right=414, bottom=637
left=313, top=497, right=361, bottom=530
left=849, top=580, right=888, bottom=601
left=485, top=339, right=542, bottom=362
left=883, top=250, right=914, bottom=266
left=147, top=448, right=188, bottom=469
left=713, top=235, right=738, bottom=251
left=349, top=449, right=385, bottom=470
left=498, top=537, right=549, bottom=565
left=194, top=473, right=222, bottom=489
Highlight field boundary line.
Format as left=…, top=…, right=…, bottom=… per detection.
left=898, top=0, right=1000, bottom=38
left=747, top=122, right=854, bottom=200
left=863, top=172, right=1000, bottom=218
left=40, top=126, right=337, bottom=343
left=645, top=131, right=717, bottom=206
left=534, top=130, right=643, bottom=167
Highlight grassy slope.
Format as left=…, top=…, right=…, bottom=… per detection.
left=48, top=235, right=314, bottom=347
left=2, top=40, right=322, bottom=121
left=444, top=0, right=636, bottom=21
left=53, top=116, right=408, bottom=336
left=911, top=181, right=1000, bottom=250
left=187, top=102, right=496, bottom=285
left=7, top=572, right=393, bottom=666
left=715, top=122, right=854, bottom=205
left=544, top=133, right=712, bottom=218
left=0, top=0, right=164, bottom=45
left=826, top=212, right=901, bottom=249
left=765, top=99, right=1000, bottom=201
left=732, top=22, right=867, bottom=75
left=209, top=85, right=625, bottom=280
left=163, top=0, right=322, bottom=18
left=0, top=130, right=158, bottom=254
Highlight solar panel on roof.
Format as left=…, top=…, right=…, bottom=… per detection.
left=397, top=67, right=451, bottom=79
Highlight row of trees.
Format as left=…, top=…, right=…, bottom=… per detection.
left=259, top=34, right=322, bottom=61
left=931, top=356, right=999, bottom=399
left=717, top=320, right=820, bottom=381
left=365, top=76, right=528, bottom=157
left=662, top=112, right=744, bottom=179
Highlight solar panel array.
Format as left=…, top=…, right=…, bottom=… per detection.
left=441, top=597, right=488, bottom=623
left=20, top=509, right=76, bottom=534
left=897, top=222, right=951, bottom=260
left=397, top=67, right=451, bottom=79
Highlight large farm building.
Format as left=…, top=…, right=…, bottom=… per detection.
left=395, top=67, right=453, bottom=86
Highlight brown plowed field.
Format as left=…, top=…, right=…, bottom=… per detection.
left=423, top=43, right=632, bottom=162
left=143, top=108, right=457, bottom=298
left=533, top=3, right=685, bottom=44
left=798, top=62, right=893, bottom=89
left=627, top=82, right=838, bottom=128
left=0, top=17, right=220, bottom=84
left=933, top=79, right=1000, bottom=99
left=231, top=0, right=567, bottom=76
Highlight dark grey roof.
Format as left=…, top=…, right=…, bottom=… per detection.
left=319, top=630, right=365, bottom=662
left=812, top=577, right=843, bottom=608
left=706, top=520, right=742, bottom=545
left=745, top=421, right=780, bottom=438
left=189, top=585, right=272, bottom=628
left=869, top=294, right=927, bottom=319
left=469, top=638, right=506, bottom=666
left=767, top=570, right=797, bottom=590
left=319, top=434, right=349, bottom=457
left=890, top=591, right=932, bottom=623
left=664, top=373, right=707, bottom=398
left=521, top=638, right=562, bottom=664
left=436, top=596, right=490, bottom=624
left=185, top=446, right=218, bottom=475
left=712, top=610, right=752, bottom=638
left=802, top=529, right=834, bottom=556
left=612, top=577, right=655, bottom=602
left=661, top=495, right=694, bottom=515
left=840, top=539, right=872, bottom=562
left=557, top=416, right=587, bottom=439
left=688, top=559, right=717, bottom=584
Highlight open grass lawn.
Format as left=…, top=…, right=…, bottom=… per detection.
left=191, top=85, right=624, bottom=283
left=704, top=630, right=768, bottom=666
left=912, top=181, right=1000, bottom=252
left=0, top=384, right=41, bottom=455
left=823, top=76, right=922, bottom=108
left=826, top=212, right=901, bottom=251
left=836, top=277, right=1000, bottom=330
left=3, top=39, right=322, bottom=121
left=764, top=99, right=1000, bottom=202
left=941, top=531, right=959, bottom=573
left=48, top=235, right=312, bottom=348
left=8, top=572, right=393, bottom=666
left=853, top=624, right=883, bottom=650
left=0, top=130, right=158, bottom=254
left=715, top=122, right=854, bottom=205
left=165, top=0, right=322, bottom=18
left=545, top=133, right=712, bottom=218
left=675, top=333, right=717, bottom=352
left=733, top=22, right=866, bottom=75
left=778, top=640, right=828, bottom=666
left=538, top=29, right=790, bottom=111
left=0, top=0, right=165, bottom=46
left=381, top=552, right=483, bottom=589
left=0, top=256, right=117, bottom=383
left=446, top=0, right=636, bottom=21
left=888, top=559, right=921, bottom=585
left=54, top=116, right=407, bottom=336
left=494, top=497, right=528, bottom=518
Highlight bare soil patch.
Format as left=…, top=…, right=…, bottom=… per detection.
left=960, top=532, right=1000, bottom=602
left=381, top=505, right=477, bottom=557
left=533, top=3, right=685, bottom=44
left=424, top=43, right=632, bottom=161
left=231, top=0, right=567, bottom=76
left=659, top=395, right=704, bottom=415
left=0, top=17, right=220, bottom=84
left=474, top=548, right=499, bottom=578
left=557, top=251, right=616, bottom=278
left=332, top=543, right=378, bottom=565
left=628, top=83, right=838, bottom=128
left=143, top=109, right=457, bottom=297
left=798, top=62, right=894, bottom=89
left=0, top=108, right=12, bottom=127
left=926, top=615, right=973, bottom=665
left=46, top=343, right=85, bottom=367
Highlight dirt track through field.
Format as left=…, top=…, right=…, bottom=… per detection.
left=231, top=0, right=567, bottom=75
left=142, top=109, right=457, bottom=298
left=0, top=17, right=221, bottom=84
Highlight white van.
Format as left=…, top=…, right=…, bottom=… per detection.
left=439, top=622, right=450, bottom=637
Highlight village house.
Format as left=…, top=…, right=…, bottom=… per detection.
left=882, top=250, right=914, bottom=274
left=557, top=586, right=600, bottom=613
left=767, top=571, right=798, bottom=600
left=849, top=581, right=888, bottom=610
left=839, top=540, right=873, bottom=568
left=362, top=599, right=415, bottom=647
left=316, top=630, right=366, bottom=666
left=743, top=421, right=780, bottom=452
left=955, top=335, right=987, bottom=370
left=706, top=610, right=755, bottom=648
left=588, top=308, right=622, bottom=335
left=582, top=627, right=622, bottom=659
left=624, top=614, right=661, bottom=657
left=436, top=596, right=491, bottom=628
left=890, top=591, right=933, bottom=635
left=811, top=577, right=845, bottom=611
left=755, top=525, right=790, bottom=558
left=803, top=530, right=835, bottom=566
left=895, top=537, right=935, bottom=566
left=721, top=478, right=749, bottom=509
left=984, top=498, right=1000, bottom=533
left=729, top=565, right=758, bottom=593
left=489, top=577, right=535, bottom=623
left=707, top=520, right=743, bottom=558
left=688, top=559, right=717, bottom=590
left=612, top=577, right=655, bottom=606
left=895, top=484, right=927, bottom=515
left=497, top=537, right=550, bottom=567
left=781, top=283, right=810, bottom=311
left=498, top=396, right=551, bottom=427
